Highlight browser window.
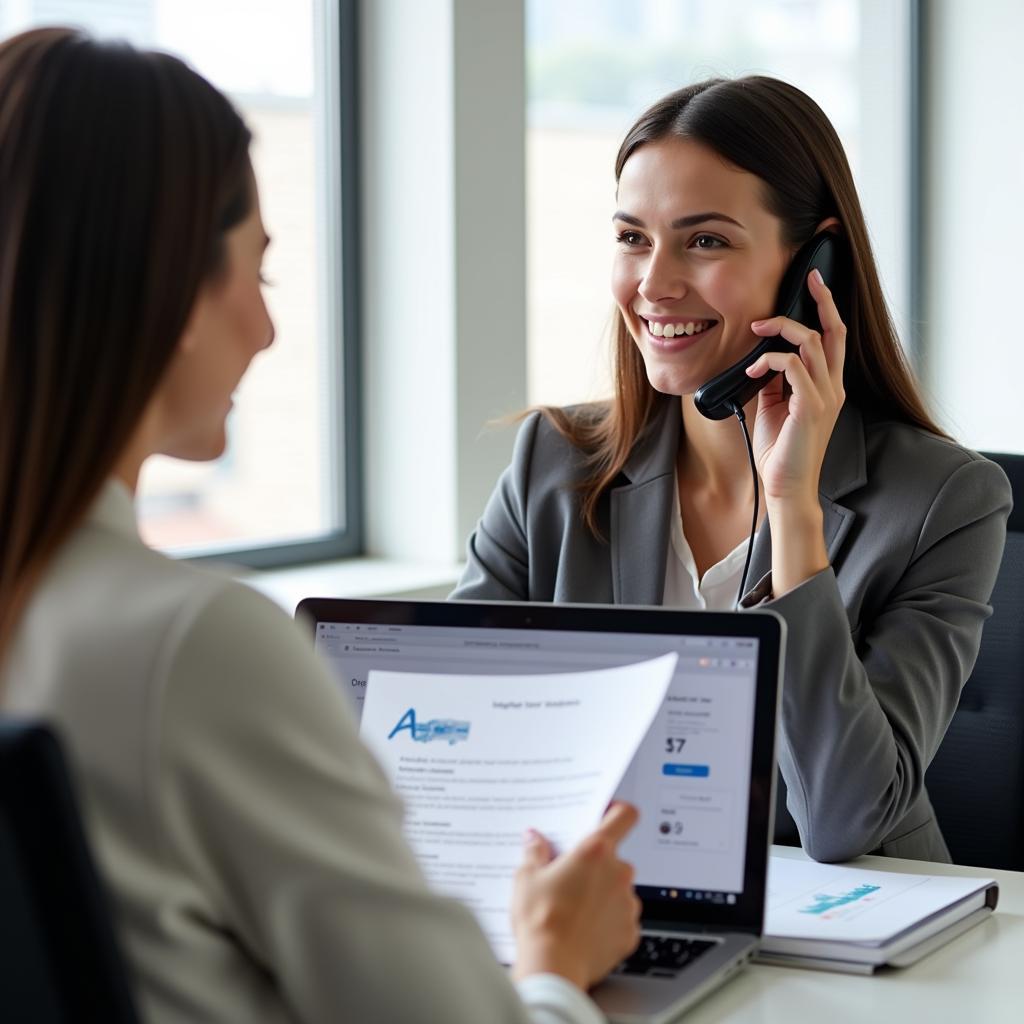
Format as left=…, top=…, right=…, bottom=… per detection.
left=314, top=622, right=758, bottom=898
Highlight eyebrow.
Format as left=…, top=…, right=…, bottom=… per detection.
left=612, top=211, right=745, bottom=230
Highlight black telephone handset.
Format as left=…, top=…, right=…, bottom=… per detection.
left=693, top=232, right=847, bottom=420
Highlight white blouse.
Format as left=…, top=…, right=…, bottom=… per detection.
left=662, top=471, right=754, bottom=611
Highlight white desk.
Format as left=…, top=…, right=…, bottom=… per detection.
left=680, top=845, right=1024, bottom=1024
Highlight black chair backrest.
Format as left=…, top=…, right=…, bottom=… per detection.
left=0, top=720, right=140, bottom=1023
left=926, top=452, right=1024, bottom=870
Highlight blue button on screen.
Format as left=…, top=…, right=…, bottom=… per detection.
left=662, top=764, right=710, bottom=777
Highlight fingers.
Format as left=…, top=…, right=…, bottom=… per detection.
left=750, top=268, right=847, bottom=390
left=807, top=267, right=847, bottom=392
left=592, top=801, right=639, bottom=846
left=746, top=350, right=824, bottom=418
left=751, top=268, right=846, bottom=343
left=750, top=315, right=829, bottom=387
left=520, top=827, right=554, bottom=869
left=627, top=891, right=644, bottom=937
left=511, top=806, right=643, bottom=990
left=612, top=869, right=644, bottom=963
left=808, top=267, right=846, bottom=339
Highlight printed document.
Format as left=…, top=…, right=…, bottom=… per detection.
left=359, top=653, right=678, bottom=964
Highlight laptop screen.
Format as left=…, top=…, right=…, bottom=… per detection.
left=299, top=599, right=782, bottom=935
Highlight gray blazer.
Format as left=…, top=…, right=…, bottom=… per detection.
left=453, top=398, right=1012, bottom=863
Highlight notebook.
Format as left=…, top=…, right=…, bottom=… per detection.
left=298, top=597, right=784, bottom=1023
left=758, top=854, right=998, bottom=974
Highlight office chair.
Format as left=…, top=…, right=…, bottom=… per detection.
left=925, top=451, right=1024, bottom=871
left=0, top=719, right=140, bottom=1023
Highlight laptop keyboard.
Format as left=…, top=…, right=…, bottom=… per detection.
left=615, top=934, right=717, bottom=978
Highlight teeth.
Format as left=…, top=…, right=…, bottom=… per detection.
left=646, top=318, right=716, bottom=338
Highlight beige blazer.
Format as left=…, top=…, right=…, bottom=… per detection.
left=3, top=481, right=602, bottom=1024
left=453, top=399, right=1012, bottom=863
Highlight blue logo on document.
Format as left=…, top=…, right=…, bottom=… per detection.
left=387, top=708, right=470, bottom=745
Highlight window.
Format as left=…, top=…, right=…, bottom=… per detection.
left=919, top=2, right=1024, bottom=452
left=0, top=0, right=361, bottom=566
left=526, top=0, right=911, bottom=408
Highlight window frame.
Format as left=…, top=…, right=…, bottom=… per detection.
left=189, top=0, right=364, bottom=570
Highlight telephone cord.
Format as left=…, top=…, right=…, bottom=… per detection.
left=728, top=401, right=759, bottom=609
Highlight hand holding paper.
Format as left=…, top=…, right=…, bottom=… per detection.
left=511, top=802, right=642, bottom=989
left=359, top=653, right=678, bottom=963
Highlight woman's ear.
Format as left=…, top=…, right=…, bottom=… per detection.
left=176, top=327, right=198, bottom=356
left=815, top=216, right=842, bottom=236
left=176, top=291, right=210, bottom=356
left=175, top=329, right=200, bottom=362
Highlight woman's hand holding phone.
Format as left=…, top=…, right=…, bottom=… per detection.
left=745, top=268, right=848, bottom=595
left=510, top=801, right=642, bottom=991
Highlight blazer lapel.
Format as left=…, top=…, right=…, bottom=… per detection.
left=821, top=498, right=857, bottom=563
left=611, top=476, right=675, bottom=604
left=611, top=399, right=679, bottom=606
left=817, top=403, right=867, bottom=562
left=747, top=518, right=773, bottom=591
left=747, top=403, right=867, bottom=591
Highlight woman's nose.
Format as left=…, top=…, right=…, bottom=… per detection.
left=638, top=251, right=688, bottom=304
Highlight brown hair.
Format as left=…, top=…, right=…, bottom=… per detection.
left=0, top=28, right=253, bottom=658
left=543, top=76, right=944, bottom=537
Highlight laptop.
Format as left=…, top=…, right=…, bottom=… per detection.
left=297, top=598, right=784, bottom=1023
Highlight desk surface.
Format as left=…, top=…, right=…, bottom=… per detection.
left=681, top=845, right=1024, bottom=1024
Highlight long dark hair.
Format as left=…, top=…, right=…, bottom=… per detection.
left=544, top=76, right=945, bottom=537
left=0, top=28, right=253, bottom=657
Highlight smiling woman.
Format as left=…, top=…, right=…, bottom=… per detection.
left=453, top=76, right=1012, bottom=867
left=611, top=139, right=793, bottom=398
